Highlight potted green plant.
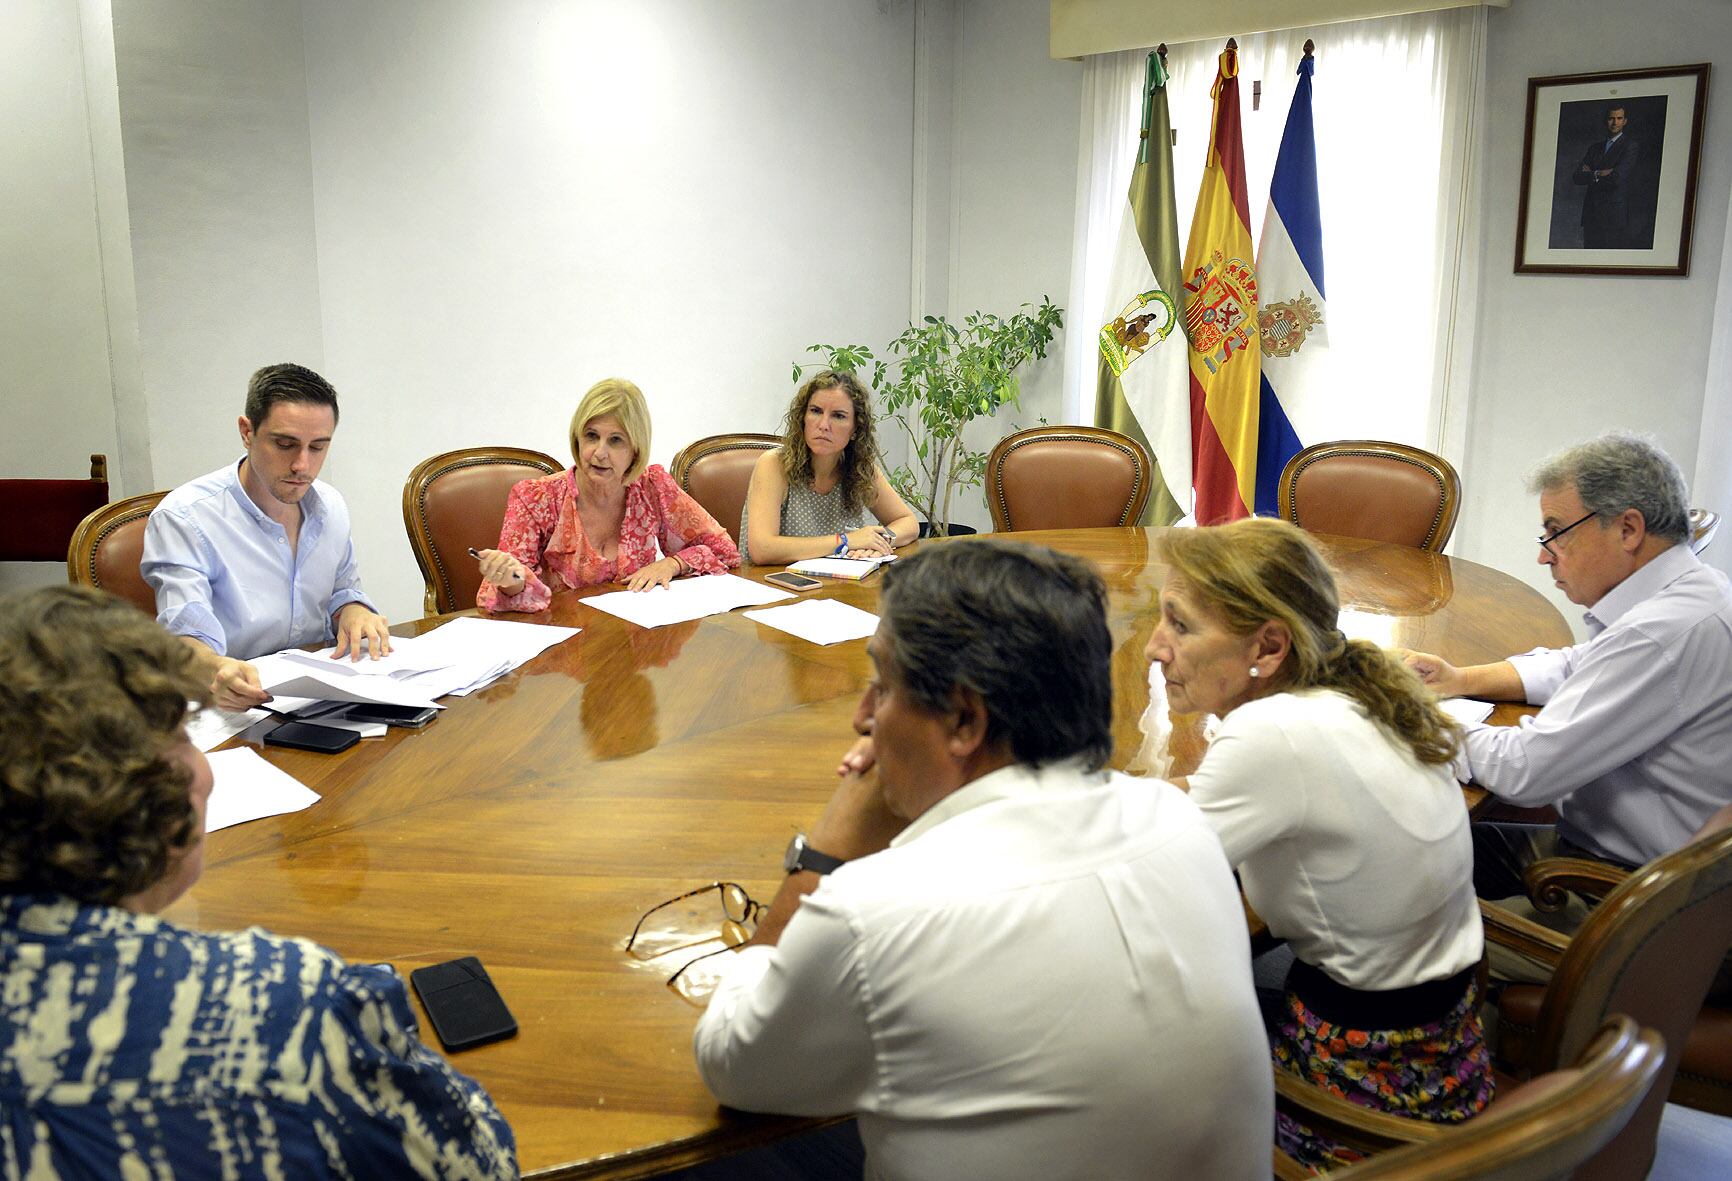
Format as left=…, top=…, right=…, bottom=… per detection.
left=793, top=297, right=1063, bottom=538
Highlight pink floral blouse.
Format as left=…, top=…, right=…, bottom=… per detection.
left=477, top=465, right=739, bottom=613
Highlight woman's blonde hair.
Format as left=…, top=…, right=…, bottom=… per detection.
left=778, top=370, right=880, bottom=516
left=1158, top=518, right=1461, bottom=766
left=569, top=377, right=652, bottom=483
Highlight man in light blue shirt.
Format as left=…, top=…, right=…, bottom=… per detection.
left=142, top=363, right=391, bottom=710
left=1404, top=434, right=1732, bottom=898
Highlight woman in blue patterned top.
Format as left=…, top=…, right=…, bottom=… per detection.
left=0, top=586, right=517, bottom=1180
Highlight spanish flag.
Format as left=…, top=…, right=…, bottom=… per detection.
left=1182, top=44, right=1261, bottom=523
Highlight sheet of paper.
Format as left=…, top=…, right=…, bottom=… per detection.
left=252, top=653, right=444, bottom=710
left=744, top=598, right=880, bottom=645
left=1440, top=697, right=1496, bottom=725
left=283, top=634, right=460, bottom=677
left=203, top=747, right=321, bottom=833
left=582, top=573, right=792, bottom=629
left=185, top=705, right=270, bottom=752
left=313, top=716, right=389, bottom=738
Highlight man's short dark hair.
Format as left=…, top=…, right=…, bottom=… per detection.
left=877, top=539, right=1114, bottom=771
left=245, top=363, right=340, bottom=430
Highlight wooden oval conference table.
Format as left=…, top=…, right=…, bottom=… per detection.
left=163, top=526, right=1571, bottom=1178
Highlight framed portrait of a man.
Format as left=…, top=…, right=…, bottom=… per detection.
left=1515, top=63, right=1709, bottom=276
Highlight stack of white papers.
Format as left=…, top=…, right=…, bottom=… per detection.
left=744, top=599, right=880, bottom=646
left=788, top=554, right=895, bottom=580
left=583, top=573, right=793, bottom=629
left=186, top=705, right=271, bottom=752
left=1440, top=697, right=1496, bottom=725
left=254, top=616, right=581, bottom=709
left=204, top=748, right=321, bottom=833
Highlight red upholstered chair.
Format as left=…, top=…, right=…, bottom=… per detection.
left=1278, top=440, right=1460, bottom=551
left=67, top=491, right=166, bottom=616
left=403, top=446, right=564, bottom=616
left=669, top=433, right=779, bottom=543
left=985, top=426, right=1152, bottom=533
left=2, top=454, right=110, bottom=562
left=1271, top=1016, right=1663, bottom=1181
left=1475, top=803, right=1732, bottom=1180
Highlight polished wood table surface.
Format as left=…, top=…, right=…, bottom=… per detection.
left=163, top=527, right=1571, bottom=1178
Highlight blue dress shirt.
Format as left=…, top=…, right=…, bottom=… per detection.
left=142, top=460, right=376, bottom=659
left=1463, top=543, right=1732, bottom=866
left=0, top=893, right=517, bottom=1180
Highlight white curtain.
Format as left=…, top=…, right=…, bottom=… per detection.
left=1064, top=8, right=1488, bottom=464
left=1695, top=180, right=1732, bottom=578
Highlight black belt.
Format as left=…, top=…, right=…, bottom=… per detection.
left=1286, top=958, right=1476, bottom=1031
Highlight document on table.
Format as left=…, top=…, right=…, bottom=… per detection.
left=744, top=599, right=880, bottom=645
left=252, top=653, right=444, bottom=710
left=1440, top=697, right=1496, bottom=725
left=186, top=705, right=271, bottom=751
left=787, top=554, right=896, bottom=580
left=583, top=573, right=793, bottom=628
left=204, top=747, right=321, bottom=833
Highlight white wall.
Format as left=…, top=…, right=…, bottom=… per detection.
left=296, top=0, right=916, bottom=618
left=1456, top=0, right=1732, bottom=624
left=941, top=0, right=1082, bottom=529
left=0, top=1, right=131, bottom=597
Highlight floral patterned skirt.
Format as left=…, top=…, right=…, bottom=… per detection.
left=1272, top=979, right=1495, bottom=1172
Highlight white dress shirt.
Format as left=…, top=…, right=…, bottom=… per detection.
left=142, top=460, right=375, bottom=660
left=1463, top=543, right=1732, bottom=866
left=1188, top=690, right=1483, bottom=991
left=694, top=762, right=1271, bottom=1181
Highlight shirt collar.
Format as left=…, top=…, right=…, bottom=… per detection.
left=1586, top=542, right=1697, bottom=632
left=223, top=456, right=324, bottom=525
left=890, top=757, right=1103, bottom=848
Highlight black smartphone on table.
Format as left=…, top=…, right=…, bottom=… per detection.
left=340, top=703, right=438, bottom=728
left=410, top=956, right=519, bottom=1051
left=262, top=720, right=360, bottom=754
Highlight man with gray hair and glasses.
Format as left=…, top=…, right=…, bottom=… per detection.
left=693, top=540, right=1271, bottom=1180
left=1404, top=433, right=1732, bottom=909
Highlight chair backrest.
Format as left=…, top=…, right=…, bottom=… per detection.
left=1528, top=807, right=1732, bottom=1181
left=985, top=426, right=1152, bottom=533
left=1689, top=508, right=1720, bottom=555
left=66, top=490, right=165, bottom=615
left=403, top=446, right=564, bottom=616
left=1322, top=1016, right=1663, bottom=1180
left=1278, top=440, right=1461, bottom=551
left=1, top=454, right=110, bottom=561
left=669, top=433, right=779, bottom=542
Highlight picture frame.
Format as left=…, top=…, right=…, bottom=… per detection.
left=1514, top=63, right=1710, bottom=276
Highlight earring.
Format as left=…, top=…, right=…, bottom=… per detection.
left=1248, top=667, right=1260, bottom=678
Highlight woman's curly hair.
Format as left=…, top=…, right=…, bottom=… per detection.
left=0, top=586, right=209, bottom=904
left=778, top=370, right=882, bottom=517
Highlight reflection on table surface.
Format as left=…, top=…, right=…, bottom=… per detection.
left=165, top=527, right=1571, bottom=1178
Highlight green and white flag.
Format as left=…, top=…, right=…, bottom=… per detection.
left=1095, top=51, right=1189, bottom=524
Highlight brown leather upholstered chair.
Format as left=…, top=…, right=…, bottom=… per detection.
left=1272, top=1016, right=1663, bottom=1181
left=67, top=491, right=166, bottom=615
left=1477, top=804, right=1732, bottom=1181
left=669, top=433, right=779, bottom=542
left=1690, top=508, right=1720, bottom=555
left=1494, top=802, right=1732, bottom=1118
left=2, top=454, right=109, bottom=562
left=1278, top=440, right=1460, bottom=551
left=985, top=426, right=1152, bottom=533
left=403, top=446, right=563, bottom=616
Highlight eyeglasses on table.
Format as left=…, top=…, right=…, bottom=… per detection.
left=625, top=881, right=766, bottom=1002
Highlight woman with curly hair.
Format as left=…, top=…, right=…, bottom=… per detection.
left=1142, top=518, right=1491, bottom=1170
left=738, top=370, right=917, bottom=565
left=0, top=587, right=516, bottom=1180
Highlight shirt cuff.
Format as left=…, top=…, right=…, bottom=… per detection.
left=328, top=590, right=378, bottom=621
left=158, top=602, right=227, bottom=657
left=1505, top=648, right=1565, bottom=705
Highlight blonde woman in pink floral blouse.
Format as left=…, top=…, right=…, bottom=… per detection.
left=475, top=378, right=739, bottom=612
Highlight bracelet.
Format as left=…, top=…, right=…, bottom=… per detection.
left=832, top=532, right=850, bottom=556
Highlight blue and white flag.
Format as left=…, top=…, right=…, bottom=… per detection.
left=1253, top=51, right=1329, bottom=515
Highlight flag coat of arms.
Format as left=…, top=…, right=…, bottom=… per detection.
left=1094, top=51, right=1189, bottom=525
left=1182, top=45, right=1261, bottom=524
left=1254, top=51, right=1329, bottom=515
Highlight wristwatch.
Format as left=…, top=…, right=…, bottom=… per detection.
left=783, top=833, right=845, bottom=876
